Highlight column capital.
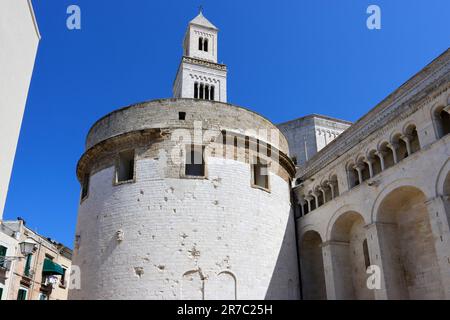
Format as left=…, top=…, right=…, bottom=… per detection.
left=375, top=150, right=386, bottom=158
left=387, top=142, right=399, bottom=150
left=400, top=134, right=413, bottom=142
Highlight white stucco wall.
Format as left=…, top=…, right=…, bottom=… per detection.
left=0, top=0, right=40, bottom=219
left=70, top=157, right=299, bottom=300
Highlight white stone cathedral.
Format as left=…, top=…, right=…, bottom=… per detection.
left=69, top=12, right=450, bottom=300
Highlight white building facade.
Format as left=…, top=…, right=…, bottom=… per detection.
left=293, top=49, right=450, bottom=300
left=0, top=0, right=40, bottom=219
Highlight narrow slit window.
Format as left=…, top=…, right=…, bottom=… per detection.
left=194, top=82, right=199, bottom=99
left=253, top=161, right=269, bottom=190
left=205, top=85, right=210, bottom=100
left=117, top=150, right=135, bottom=183
left=210, top=85, right=215, bottom=101
left=185, top=145, right=205, bottom=177
left=363, top=239, right=371, bottom=269
left=204, top=38, right=208, bottom=52
left=81, top=173, right=90, bottom=200
left=198, top=37, right=203, bottom=51
left=199, top=83, right=204, bottom=99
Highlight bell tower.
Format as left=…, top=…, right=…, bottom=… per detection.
left=173, top=10, right=227, bottom=102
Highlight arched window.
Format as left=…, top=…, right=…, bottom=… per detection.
left=310, top=197, right=316, bottom=211
left=316, top=188, right=324, bottom=207
left=379, top=142, right=395, bottom=169
left=302, top=202, right=309, bottom=216
left=348, top=164, right=359, bottom=189
left=210, top=85, right=215, bottom=101
left=198, top=37, right=203, bottom=51
left=323, top=183, right=332, bottom=203
left=356, top=158, right=370, bottom=182
left=205, top=85, right=210, bottom=100
left=204, top=38, right=209, bottom=52
left=330, top=175, right=339, bottom=197
left=404, top=124, right=420, bottom=154
left=368, top=150, right=382, bottom=176
left=199, top=83, right=204, bottom=99
left=434, top=106, right=450, bottom=139
left=194, top=82, right=199, bottom=99
left=392, top=134, right=408, bottom=162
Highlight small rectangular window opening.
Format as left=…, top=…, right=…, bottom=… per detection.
left=253, top=160, right=269, bottom=190
left=185, top=145, right=205, bottom=177
left=117, top=150, right=135, bottom=183
left=179, top=112, right=186, bottom=120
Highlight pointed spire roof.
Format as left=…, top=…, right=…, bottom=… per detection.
left=189, top=11, right=218, bottom=30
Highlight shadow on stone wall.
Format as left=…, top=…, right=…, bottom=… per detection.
left=264, top=210, right=300, bottom=300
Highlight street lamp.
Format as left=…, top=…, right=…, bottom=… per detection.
left=19, top=239, right=37, bottom=256
left=0, top=239, right=37, bottom=267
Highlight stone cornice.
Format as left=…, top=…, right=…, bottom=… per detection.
left=182, top=56, right=227, bottom=71
left=299, top=48, right=450, bottom=179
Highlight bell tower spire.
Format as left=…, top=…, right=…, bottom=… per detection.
left=173, top=11, right=227, bottom=102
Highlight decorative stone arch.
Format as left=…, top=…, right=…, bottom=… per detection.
left=436, top=158, right=450, bottom=197
left=299, top=223, right=325, bottom=243
left=325, top=206, right=373, bottom=299
left=345, top=160, right=359, bottom=189
left=300, top=229, right=327, bottom=300
left=430, top=102, right=450, bottom=139
left=325, top=204, right=367, bottom=242
left=370, top=178, right=432, bottom=224
left=371, top=181, right=445, bottom=299
left=377, top=140, right=395, bottom=169
left=355, top=155, right=370, bottom=182
left=180, top=269, right=205, bottom=300
left=401, top=120, right=417, bottom=136
left=213, top=270, right=237, bottom=300
left=390, top=131, right=408, bottom=162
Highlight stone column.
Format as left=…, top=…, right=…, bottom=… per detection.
left=321, top=240, right=354, bottom=300
left=387, top=143, right=398, bottom=164
left=401, top=134, right=412, bottom=156
left=313, top=193, right=319, bottom=209
left=425, top=196, right=450, bottom=299
left=365, top=159, right=374, bottom=178
left=375, top=151, right=385, bottom=171
left=319, top=187, right=327, bottom=203
left=305, top=196, right=312, bottom=213
left=327, top=182, right=335, bottom=200
left=354, top=165, right=363, bottom=185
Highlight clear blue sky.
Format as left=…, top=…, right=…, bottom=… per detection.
left=4, top=0, right=450, bottom=247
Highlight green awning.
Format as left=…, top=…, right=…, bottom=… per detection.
left=42, top=258, right=64, bottom=276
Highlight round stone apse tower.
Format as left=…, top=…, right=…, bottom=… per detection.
left=69, top=13, right=300, bottom=300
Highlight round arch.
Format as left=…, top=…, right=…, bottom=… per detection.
left=326, top=204, right=367, bottom=241
left=370, top=178, right=432, bottom=224
left=299, top=230, right=326, bottom=300
left=372, top=183, right=444, bottom=299
left=436, top=158, right=450, bottom=197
